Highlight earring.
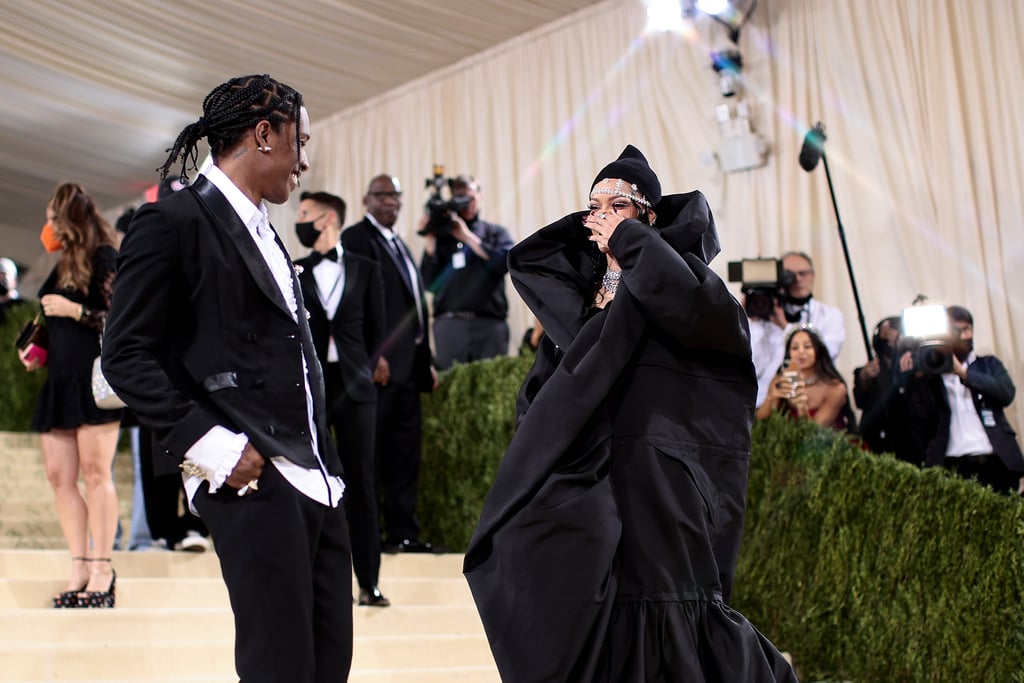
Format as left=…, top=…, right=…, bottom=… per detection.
left=257, top=146, right=272, bottom=153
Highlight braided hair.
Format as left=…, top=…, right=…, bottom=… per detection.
left=158, top=74, right=304, bottom=182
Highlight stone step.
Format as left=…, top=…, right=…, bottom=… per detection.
left=0, top=511, right=134, bottom=539
left=47, top=671, right=500, bottom=683
left=1, top=575, right=474, bottom=609
left=36, top=670, right=500, bottom=683
left=0, top=535, right=69, bottom=550
left=1, top=633, right=495, bottom=681
left=0, top=604, right=486, bottom=642
left=0, top=469, right=134, bottom=498
left=0, top=549, right=465, bottom=579
left=0, top=430, right=500, bottom=683
left=0, top=431, right=44, bottom=450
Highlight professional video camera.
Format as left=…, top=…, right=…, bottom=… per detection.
left=899, top=303, right=953, bottom=375
left=727, top=258, right=796, bottom=320
left=419, top=165, right=472, bottom=236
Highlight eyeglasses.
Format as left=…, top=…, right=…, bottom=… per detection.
left=791, top=269, right=814, bottom=278
left=368, top=191, right=402, bottom=200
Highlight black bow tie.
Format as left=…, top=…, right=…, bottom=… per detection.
left=309, top=248, right=338, bottom=266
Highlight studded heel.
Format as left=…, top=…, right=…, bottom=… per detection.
left=52, top=557, right=90, bottom=608
left=77, top=558, right=116, bottom=608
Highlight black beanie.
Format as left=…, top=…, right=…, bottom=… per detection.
left=591, top=145, right=661, bottom=206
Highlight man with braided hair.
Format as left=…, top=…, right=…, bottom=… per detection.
left=103, top=75, right=353, bottom=682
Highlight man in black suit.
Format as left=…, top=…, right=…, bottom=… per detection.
left=341, top=175, right=438, bottom=553
left=103, top=75, right=352, bottom=682
left=895, top=305, right=1024, bottom=495
left=293, top=190, right=389, bottom=606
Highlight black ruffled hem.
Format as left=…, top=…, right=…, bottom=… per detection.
left=31, top=375, right=123, bottom=432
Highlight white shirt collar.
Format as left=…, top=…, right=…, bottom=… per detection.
left=203, top=164, right=269, bottom=235
left=365, top=212, right=395, bottom=239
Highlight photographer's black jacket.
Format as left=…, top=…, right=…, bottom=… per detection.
left=419, top=216, right=513, bottom=320
left=895, top=355, right=1024, bottom=472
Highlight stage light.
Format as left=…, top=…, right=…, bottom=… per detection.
left=696, top=0, right=730, bottom=15
left=646, top=0, right=686, bottom=32
left=714, top=102, right=768, bottom=173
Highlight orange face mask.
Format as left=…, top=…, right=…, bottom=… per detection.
left=40, top=223, right=63, bottom=253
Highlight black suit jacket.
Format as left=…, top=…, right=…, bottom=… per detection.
left=340, top=217, right=432, bottom=390
left=898, top=355, right=1024, bottom=472
left=294, top=249, right=386, bottom=404
left=102, top=175, right=341, bottom=475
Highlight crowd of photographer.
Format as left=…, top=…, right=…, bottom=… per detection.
left=742, top=251, right=1024, bottom=496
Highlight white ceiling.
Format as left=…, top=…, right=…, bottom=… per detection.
left=0, top=0, right=603, bottom=276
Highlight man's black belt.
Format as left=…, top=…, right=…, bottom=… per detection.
left=438, top=311, right=481, bottom=320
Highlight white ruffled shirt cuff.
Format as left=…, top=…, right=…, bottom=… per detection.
left=181, top=426, right=248, bottom=513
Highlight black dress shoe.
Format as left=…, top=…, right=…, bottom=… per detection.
left=358, top=586, right=391, bottom=607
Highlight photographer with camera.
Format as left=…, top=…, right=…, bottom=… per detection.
left=853, top=315, right=903, bottom=455
left=893, top=306, right=1024, bottom=494
left=747, top=251, right=845, bottom=407
left=419, top=173, right=514, bottom=370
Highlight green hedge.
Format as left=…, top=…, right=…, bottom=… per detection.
left=735, top=414, right=1024, bottom=682
left=419, top=358, right=1024, bottom=682
left=419, top=354, right=533, bottom=551
left=0, top=302, right=46, bottom=431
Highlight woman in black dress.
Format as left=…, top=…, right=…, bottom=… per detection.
left=465, top=146, right=797, bottom=681
left=19, top=182, right=122, bottom=608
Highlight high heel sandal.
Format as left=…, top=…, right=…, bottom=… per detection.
left=53, top=556, right=90, bottom=608
left=77, top=558, right=116, bottom=608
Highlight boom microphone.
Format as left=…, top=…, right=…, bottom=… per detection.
left=799, top=121, right=827, bottom=172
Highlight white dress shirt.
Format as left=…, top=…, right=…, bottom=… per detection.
left=181, top=164, right=344, bottom=509
left=943, top=352, right=994, bottom=457
left=312, top=242, right=346, bottom=362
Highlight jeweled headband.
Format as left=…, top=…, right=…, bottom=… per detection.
left=591, top=178, right=653, bottom=208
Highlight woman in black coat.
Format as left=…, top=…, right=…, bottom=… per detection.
left=464, top=146, right=797, bottom=682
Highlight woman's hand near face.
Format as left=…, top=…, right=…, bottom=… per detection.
left=582, top=211, right=626, bottom=254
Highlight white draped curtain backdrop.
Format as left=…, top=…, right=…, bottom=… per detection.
left=269, top=0, right=1024, bottom=428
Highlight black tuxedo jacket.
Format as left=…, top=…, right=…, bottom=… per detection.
left=294, top=249, right=386, bottom=404
left=340, top=218, right=432, bottom=390
left=102, top=175, right=341, bottom=475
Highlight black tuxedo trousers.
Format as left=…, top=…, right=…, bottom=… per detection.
left=194, top=464, right=353, bottom=683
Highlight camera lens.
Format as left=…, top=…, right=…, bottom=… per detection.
left=915, top=340, right=951, bottom=374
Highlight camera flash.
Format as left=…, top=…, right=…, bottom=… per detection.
left=902, top=304, right=948, bottom=338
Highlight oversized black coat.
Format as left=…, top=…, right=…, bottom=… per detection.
left=464, top=192, right=797, bottom=682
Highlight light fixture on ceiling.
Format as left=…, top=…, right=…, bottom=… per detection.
left=695, top=0, right=757, bottom=43
left=714, top=102, right=768, bottom=173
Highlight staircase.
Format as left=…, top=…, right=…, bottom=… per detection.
left=0, top=431, right=499, bottom=683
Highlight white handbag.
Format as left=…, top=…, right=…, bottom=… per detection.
left=91, top=353, right=126, bottom=410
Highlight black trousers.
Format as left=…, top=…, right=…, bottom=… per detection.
left=375, top=380, right=423, bottom=543
left=324, top=363, right=381, bottom=591
left=194, top=463, right=353, bottom=683
left=138, top=426, right=207, bottom=545
left=943, top=453, right=1019, bottom=495
left=432, top=315, right=509, bottom=370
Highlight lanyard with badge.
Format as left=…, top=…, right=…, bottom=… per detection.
left=451, top=242, right=467, bottom=270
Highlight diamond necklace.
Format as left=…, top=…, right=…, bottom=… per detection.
left=602, top=269, right=621, bottom=294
